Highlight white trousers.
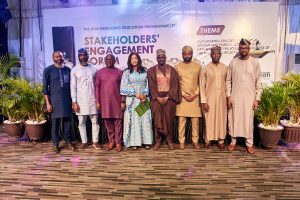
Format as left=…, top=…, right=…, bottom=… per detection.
left=78, top=114, right=99, bottom=143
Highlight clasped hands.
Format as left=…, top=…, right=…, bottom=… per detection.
left=157, top=96, right=168, bottom=105
left=136, top=94, right=147, bottom=102
left=183, top=93, right=197, bottom=102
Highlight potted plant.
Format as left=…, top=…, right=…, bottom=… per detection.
left=0, top=53, right=21, bottom=129
left=0, top=78, right=27, bottom=138
left=0, top=53, right=20, bottom=82
left=20, top=80, right=47, bottom=141
left=280, top=72, right=300, bottom=143
left=255, top=82, right=288, bottom=148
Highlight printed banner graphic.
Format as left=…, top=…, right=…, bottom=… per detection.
left=43, top=3, right=279, bottom=84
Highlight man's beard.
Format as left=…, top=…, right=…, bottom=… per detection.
left=183, top=57, right=192, bottom=62
left=79, top=59, right=88, bottom=65
left=158, top=61, right=166, bottom=66
left=54, top=60, right=63, bottom=66
left=240, top=53, right=248, bottom=58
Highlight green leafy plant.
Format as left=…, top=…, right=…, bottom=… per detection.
left=20, top=81, right=46, bottom=123
left=0, top=78, right=27, bottom=122
left=0, top=54, right=45, bottom=124
left=0, top=53, right=20, bottom=82
left=255, top=82, right=288, bottom=129
left=0, top=78, right=46, bottom=123
left=282, top=72, right=300, bottom=125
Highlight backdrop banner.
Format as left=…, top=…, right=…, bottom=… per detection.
left=43, top=2, right=278, bottom=85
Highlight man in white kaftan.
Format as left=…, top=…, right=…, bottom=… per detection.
left=71, top=48, right=100, bottom=150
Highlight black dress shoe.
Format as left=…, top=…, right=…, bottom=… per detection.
left=52, top=145, right=60, bottom=154
left=67, top=143, right=77, bottom=152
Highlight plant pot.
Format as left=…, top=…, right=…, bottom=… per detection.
left=283, top=126, right=300, bottom=143
left=25, top=121, right=46, bottom=141
left=258, top=126, right=282, bottom=148
left=280, top=120, right=300, bottom=143
left=3, top=121, right=25, bottom=138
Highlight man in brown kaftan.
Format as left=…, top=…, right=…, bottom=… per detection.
left=148, top=49, right=181, bottom=150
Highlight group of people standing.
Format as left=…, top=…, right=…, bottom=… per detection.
left=43, top=38, right=262, bottom=155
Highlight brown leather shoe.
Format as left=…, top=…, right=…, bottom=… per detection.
left=227, top=144, right=235, bottom=151
left=179, top=143, right=185, bottom=150
left=92, top=142, right=101, bottom=150
left=217, top=143, right=226, bottom=151
left=79, top=143, right=89, bottom=150
left=193, top=142, right=201, bottom=149
left=153, top=143, right=160, bottom=150
left=246, top=146, right=255, bottom=154
left=204, top=142, right=211, bottom=149
left=168, top=143, right=174, bottom=150
left=107, top=143, right=114, bottom=151
left=116, top=144, right=122, bottom=152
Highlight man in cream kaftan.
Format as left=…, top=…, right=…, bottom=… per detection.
left=200, top=46, right=227, bottom=150
left=226, top=39, right=262, bottom=154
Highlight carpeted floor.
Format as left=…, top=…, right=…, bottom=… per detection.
left=0, top=126, right=300, bottom=200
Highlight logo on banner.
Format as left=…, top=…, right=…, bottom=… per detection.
left=261, top=72, right=271, bottom=78
left=197, top=25, right=225, bottom=35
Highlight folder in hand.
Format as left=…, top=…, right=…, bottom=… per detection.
left=135, top=100, right=150, bottom=117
